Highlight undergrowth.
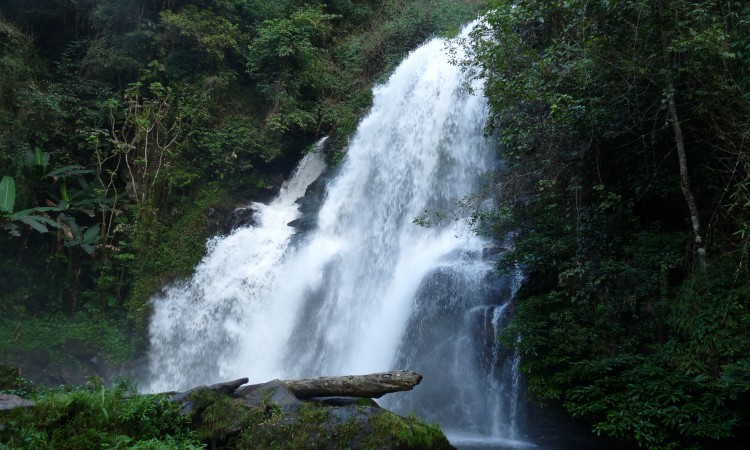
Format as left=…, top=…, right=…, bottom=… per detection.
left=0, top=379, right=203, bottom=449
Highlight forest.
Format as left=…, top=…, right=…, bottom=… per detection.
left=2, top=0, right=749, bottom=449
left=467, top=1, right=750, bottom=448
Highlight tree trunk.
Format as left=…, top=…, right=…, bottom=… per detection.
left=658, top=1, right=706, bottom=267
left=283, top=370, right=423, bottom=399
left=666, top=94, right=706, bottom=266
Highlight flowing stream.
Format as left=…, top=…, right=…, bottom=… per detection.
left=147, top=23, right=527, bottom=446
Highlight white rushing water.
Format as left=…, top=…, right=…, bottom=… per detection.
left=148, top=22, right=524, bottom=441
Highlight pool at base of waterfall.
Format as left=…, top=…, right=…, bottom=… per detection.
left=447, top=427, right=628, bottom=450
left=447, top=433, right=541, bottom=450
left=445, top=428, right=630, bottom=450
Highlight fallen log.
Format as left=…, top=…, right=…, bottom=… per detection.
left=283, top=370, right=422, bottom=399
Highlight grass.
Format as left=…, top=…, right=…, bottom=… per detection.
left=0, top=380, right=203, bottom=449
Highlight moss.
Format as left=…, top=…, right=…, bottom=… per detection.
left=235, top=402, right=327, bottom=450
left=356, top=397, right=377, bottom=407
left=233, top=401, right=360, bottom=450
left=188, top=390, right=258, bottom=447
left=331, top=416, right=363, bottom=449
left=366, top=411, right=452, bottom=450
left=231, top=401, right=450, bottom=450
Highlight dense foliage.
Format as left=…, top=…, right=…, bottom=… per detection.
left=0, top=0, right=481, bottom=370
left=467, top=1, right=750, bottom=448
left=0, top=375, right=202, bottom=449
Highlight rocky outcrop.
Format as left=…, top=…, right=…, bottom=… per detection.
left=170, top=371, right=454, bottom=450
left=288, top=170, right=332, bottom=235
left=0, top=393, right=35, bottom=411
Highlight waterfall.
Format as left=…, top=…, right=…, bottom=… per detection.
left=147, top=22, right=525, bottom=443
left=147, top=145, right=328, bottom=388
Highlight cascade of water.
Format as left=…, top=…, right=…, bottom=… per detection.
left=147, top=22, right=524, bottom=441
left=147, top=145, right=327, bottom=390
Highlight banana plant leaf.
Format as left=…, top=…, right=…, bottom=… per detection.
left=0, top=176, right=15, bottom=213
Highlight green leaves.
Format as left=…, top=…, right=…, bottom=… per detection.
left=11, top=208, right=62, bottom=233
left=0, top=176, right=15, bottom=214
left=246, top=4, right=337, bottom=102
left=61, top=217, right=101, bottom=255
left=160, top=5, right=241, bottom=62
left=0, top=172, right=102, bottom=246
left=564, top=349, right=746, bottom=448
left=26, top=147, right=50, bottom=171
left=46, top=165, right=94, bottom=179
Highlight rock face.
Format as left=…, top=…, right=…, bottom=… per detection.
left=170, top=371, right=455, bottom=450
left=288, top=170, right=332, bottom=240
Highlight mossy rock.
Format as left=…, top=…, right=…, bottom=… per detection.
left=182, top=379, right=454, bottom=449
left=233, top=402, right=453, bottom=450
